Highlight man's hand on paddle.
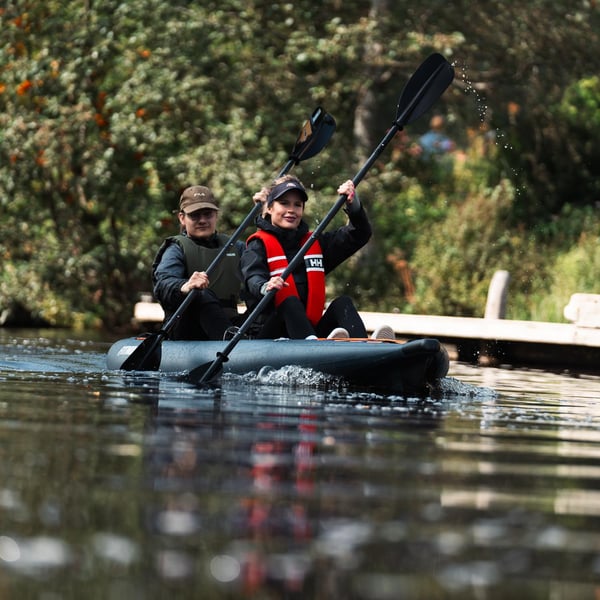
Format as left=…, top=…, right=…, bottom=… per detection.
left=181, top=271, right=210, bottom=294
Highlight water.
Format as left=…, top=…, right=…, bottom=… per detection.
left=1, top=330, right=600, bottom=599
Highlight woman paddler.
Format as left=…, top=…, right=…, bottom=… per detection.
left=241, top=175, right=372, bottom=340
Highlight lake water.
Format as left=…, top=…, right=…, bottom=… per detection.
left=1, top=329, right=600, bottom=599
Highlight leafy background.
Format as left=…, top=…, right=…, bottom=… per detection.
left=1, top=0, right=599, bottom=330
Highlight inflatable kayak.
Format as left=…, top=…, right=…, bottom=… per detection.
left=107, top=336, right=449, bottom=396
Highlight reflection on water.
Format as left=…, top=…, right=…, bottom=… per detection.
left=1, top=330, right=600, bottom=598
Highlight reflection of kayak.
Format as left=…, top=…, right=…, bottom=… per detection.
left=106, top=337, right=449, bottom=396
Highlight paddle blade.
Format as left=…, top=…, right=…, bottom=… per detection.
left=396, top=53, right=455, bottom=127
left=119, top=334, right=162, bottom=371
left=289, top=106, right=336, bottom=163
left=187, top=360, right=223, bottom=386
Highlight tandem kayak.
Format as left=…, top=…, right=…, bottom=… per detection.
left=107, top=336, right=449, bottom=396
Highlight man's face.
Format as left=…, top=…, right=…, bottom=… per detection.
left=179, top=208, right=218, bottom=239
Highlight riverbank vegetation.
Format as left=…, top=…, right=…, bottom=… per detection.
left=1, top=0, right=599, bottom=329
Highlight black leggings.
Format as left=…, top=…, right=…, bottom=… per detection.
left=315, top=295, right=367, bottom=338
left=257, top=294, right=367, bottom=339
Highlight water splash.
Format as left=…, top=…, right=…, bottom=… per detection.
left=454, top=60, right=489, bottom=126
left=440, top=375, right=498, bottom=399
left=229, top=364, right=344, bottom=389
left=452, top=59, right=526, bottom=197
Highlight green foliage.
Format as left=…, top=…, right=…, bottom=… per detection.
left=537, top=207, right=600, bottom=322
left=411, top=175, right=520, bottom=316
left=559, top=76, right=600, bottom=130
left=552, top=231, right=600, bottom=295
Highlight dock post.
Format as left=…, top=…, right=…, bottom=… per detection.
left=484, top=270, right=510, bottom=319
left=479, top=270, right=511, bottom=366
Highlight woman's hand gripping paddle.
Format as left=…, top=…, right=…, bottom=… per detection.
left=190, top=53, right=455, bottom=386
left=119, top=107, right=336, bottom=371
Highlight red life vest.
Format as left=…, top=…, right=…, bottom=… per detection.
left=248, top=230, right=326, bottom=325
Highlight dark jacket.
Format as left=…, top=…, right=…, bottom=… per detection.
left=242, top=199, right=372, bottom=307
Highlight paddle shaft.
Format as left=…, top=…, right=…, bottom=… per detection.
left=195, top=137, right=395, bottom=383
left=194, top=54, right=454, bottom=384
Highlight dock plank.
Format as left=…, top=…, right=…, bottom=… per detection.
left=359, top=312, right=600, bottom=348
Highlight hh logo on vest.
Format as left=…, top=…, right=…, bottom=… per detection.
left=306, top=256, right=323, bottom=270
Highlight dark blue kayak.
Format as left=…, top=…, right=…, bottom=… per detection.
left=106, top=336, right=449, bottom=396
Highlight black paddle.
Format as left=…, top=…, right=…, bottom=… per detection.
left=190, top=53, right=455, bottom=385
left=119, top=107, right=336, bottom=371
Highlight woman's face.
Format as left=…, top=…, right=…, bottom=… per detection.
left=267, top=192, right=305, bottom=229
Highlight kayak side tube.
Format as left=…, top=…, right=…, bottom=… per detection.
left=107, top=337, right=449, bottom=396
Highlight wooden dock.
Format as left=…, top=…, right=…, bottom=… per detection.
left=359, top=311, right=600, bottom=371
